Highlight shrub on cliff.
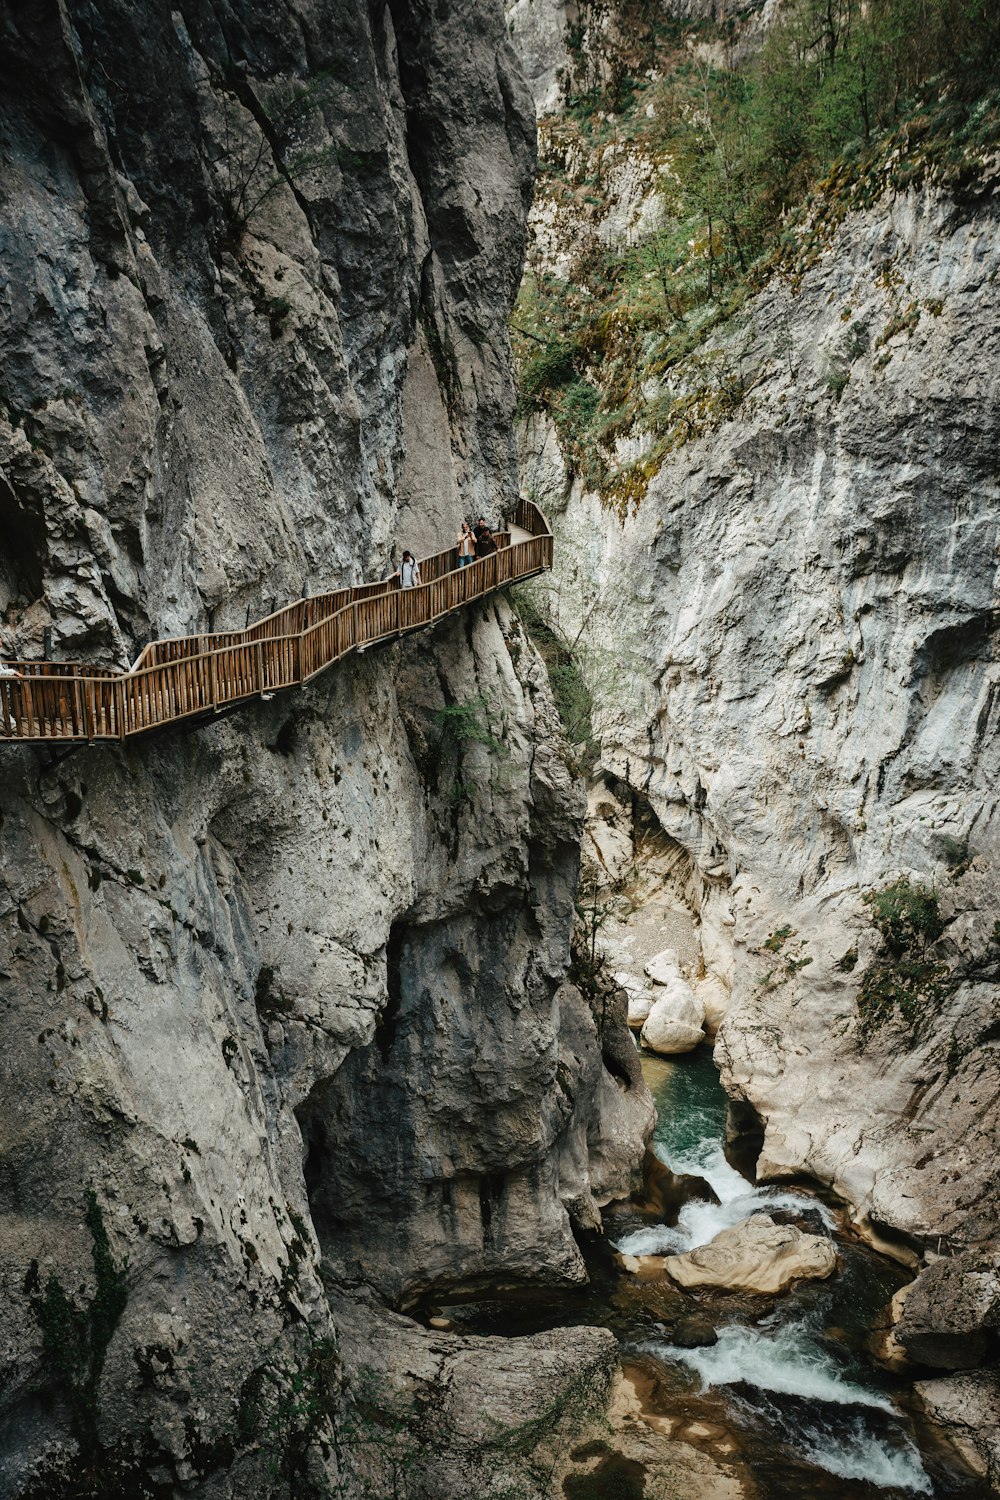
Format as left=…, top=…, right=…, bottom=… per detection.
left=856, top=877, right=953, bottom=1045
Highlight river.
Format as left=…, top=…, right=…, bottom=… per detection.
left=428, top=1047, right=985, bottom=1499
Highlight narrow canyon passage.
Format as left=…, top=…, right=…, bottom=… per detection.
left=1, top=0, right=998, bottom=1495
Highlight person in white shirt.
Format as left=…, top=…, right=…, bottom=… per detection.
left=457, top=522, right=475, bottom=567
left=399, top=551, right=421, bottom=588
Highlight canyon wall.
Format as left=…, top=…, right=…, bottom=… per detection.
left=512, top=0, right=1000, bottom=1467
left=521, top=182, right=1000, bottom=1249
left=0, top=3, right=652, bottom=1494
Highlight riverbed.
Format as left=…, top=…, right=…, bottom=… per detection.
left=427, top=1048, right=986, bottom=1499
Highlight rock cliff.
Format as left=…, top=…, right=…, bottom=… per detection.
left=521, top=177, right=1000, bottom=1259
left=510, top=0, right=1000, bottom=1465
left=0, top=3, right=653, bottom=1494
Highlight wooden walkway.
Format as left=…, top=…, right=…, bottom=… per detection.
left=0, top=499, right=552, bottom=744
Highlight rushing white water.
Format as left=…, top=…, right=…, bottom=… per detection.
left=647, top=1314, right=933, bottom=1495
left=655, top=1311, right=894, bottom=1411
left=617, top=1053, right=936, bottom=1495
left=615, top=1137, right=835, bottom=1258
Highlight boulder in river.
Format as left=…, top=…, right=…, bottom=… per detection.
left=915, top=1369, right=1000, bottom=1489
left=672, top=1315, right=719, bottom=1349
left=641, top=990, right=704, bottom=1054
left=663, top=1213, right=837, bottom=1294
left=636, top=1147, right=720, bottom=1225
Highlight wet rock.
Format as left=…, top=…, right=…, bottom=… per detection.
left=619, top=1252, right=669, bottom=1280
left=562, top=1369, right=746, bottom=1500
left=895, top=1251, right=1000, bottom=1370
left=766, top=1204, right=830, bottom=1236
left=664, top=1214, right=837, bottom=1294
left=724, top=1099, right=765, bottom=1181
left=672, top=1316, right=718, bottom=1350
left=870, top=1282, right=914, bottom=1372
left=636, top=1148, right=720, bottom=1225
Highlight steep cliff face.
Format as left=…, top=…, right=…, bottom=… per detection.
left=0, top=4, right=654, bottom=1495
left=0, top=0, right=534, bottom=664
left=520, top=178, right=1000, bottom=1256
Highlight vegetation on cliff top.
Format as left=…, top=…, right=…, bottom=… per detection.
left=513, top=0, right=1000, bottom=510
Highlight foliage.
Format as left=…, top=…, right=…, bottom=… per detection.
left=238, top=1338, right=341, bottom=1496
left=513, top=0, right=1000, bottom=505
left=426, top=698, right=508, bottom=808
left=430, top=699, right=506, bottom=754
left=863, top=876, right=945, bottom=953
left=213, top=70, right=341, bottom=249
left=856, top=877, right=952, bottom=1044
left=237, top=1347, right=603, bottom=1500
left=514, top=590, right=596, bottom=761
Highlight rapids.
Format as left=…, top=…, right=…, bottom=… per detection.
left=425, top=1048, right=983, bottom=1498
left=617, top=1051, right=943, bottom=1497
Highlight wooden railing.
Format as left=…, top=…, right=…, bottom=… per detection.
left=0, top=498, right=552, bottom=744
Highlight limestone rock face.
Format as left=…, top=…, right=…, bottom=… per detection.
left=0, top=4, right=653, bottom=1494
left=517, top=182, right=1000, bottom=1259
left=895, top=1251, right=1000, bottom=1370
left=664, top=1214, right=838, bottom=1294
left=915, top=1371, right=1000, bottom=1489
left=331, top=1292, right=620, bottom=1499
left=506, top=0, right=575, bottom=115
left=0, top=0, right=535, bottom=665
left=694, top=975, right=730, bottom=1036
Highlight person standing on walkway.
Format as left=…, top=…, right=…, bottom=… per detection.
left=457, top=522, right=476, bottom=567
left=399, top=551, right=421, bottom=588
left=474, top=518, right=497, bottom=557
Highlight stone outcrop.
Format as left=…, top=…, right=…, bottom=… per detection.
left=640, top=948, right=705, bottom=1055
left=915, top=1371, right=1000, bottom=1491
left=663, top=1214, right=838, bottom=1294
left=0, top=0, right=535, bottom=666
left=0, top=3, right=654, bottom=1495
left=641, top=995, right=704, bottom=1056
left=332, top=1291, right=620, bottom=1499
left=894, top=1251, right=1000, bottom=1370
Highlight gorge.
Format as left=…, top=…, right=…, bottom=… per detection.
left=0, top=1, right=998, bottom=1498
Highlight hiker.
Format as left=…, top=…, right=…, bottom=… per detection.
left=0, top=647, right=20, bottom=733
left=473, top=517, right=497, bottom=557
left=398, top=551, right=421, bottom=588
left=457, top=521, right=476, bottom=567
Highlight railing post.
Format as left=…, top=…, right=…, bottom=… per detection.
left=210, top=653, right=219, bottom=710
